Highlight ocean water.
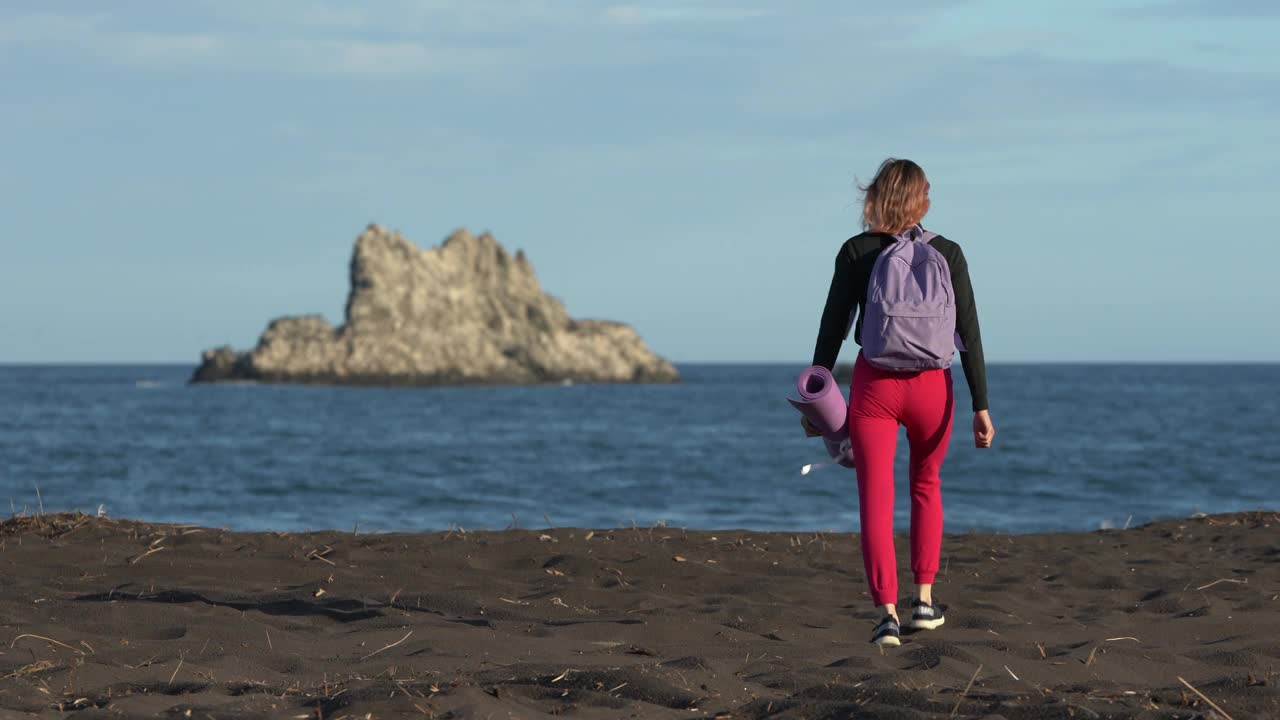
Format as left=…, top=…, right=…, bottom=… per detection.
left=1, top=364, right=1276, bottom=534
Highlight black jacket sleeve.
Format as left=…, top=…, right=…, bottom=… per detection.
left=811, top=244, right=857, bottom=370
left=949, top=246, right=989, bottom=412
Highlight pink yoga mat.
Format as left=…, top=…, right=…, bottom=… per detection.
left=788, top=366, right=855, bottom=468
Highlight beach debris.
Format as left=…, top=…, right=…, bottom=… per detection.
left=313, top=588, right=326, bottom=598
left=551, top=669, right=573, bottom=683
left=9, top=633, right=85, bottom=656
left=601, top=567, right=629, bottom=587
left=361, top=630, right=413, bottom=661
left=1005, top=665, right=1019, bottom=680
left=306, top=545, right=336, bottom=565
left=545, top=568, right=565, bottom=576
left=1196, top=578, right=1247, bottom=591
left=1104, top=636, right=1140, bottom=643
left=950, top=664, right=982, bottom=716
left=538, top=534, right=557, bottom=543
left=1178, top=676, right=1234, bottom=720
left=128, top=545, right=166, bottom=564
left=167, top=652, right=185, bottom=686
left=0, top=660, right=56, bottom=680
left=585, top=531, right=595, bottom=540
left=673, top=556, right=687, bottom=563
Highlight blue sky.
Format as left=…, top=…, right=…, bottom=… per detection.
left=1, top=0, right=1277, bottom=363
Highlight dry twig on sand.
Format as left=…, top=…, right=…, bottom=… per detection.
left=128, top=546, right=166, bottom=564
left=361, top=630, right=412, bottom=661
left=9, top=634, right=85, bottom=655
left=306, top=546, right=336, bottom=566
left=1196, top=578, right=1247, bottom=591
left=1085, top=645, right=1100, bottom=667
left=1178, top=676, right=1233, bottom=720
left=167, top=653, right=185, bottom=687
left=0, top=660, right=56, bottom=680
left=951, top=665, right=982, bottom=716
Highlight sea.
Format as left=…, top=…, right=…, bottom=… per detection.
left=1, top=364, right=1276, bottom=535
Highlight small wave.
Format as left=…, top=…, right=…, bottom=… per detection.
left=135, top=380, right=165, bottom=389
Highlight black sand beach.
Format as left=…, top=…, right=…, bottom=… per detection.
left=1, top=512, right=1277, bottom=719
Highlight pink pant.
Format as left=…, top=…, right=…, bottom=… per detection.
left=849, top=353, right=954, bottom=607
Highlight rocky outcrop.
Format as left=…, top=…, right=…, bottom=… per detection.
left=191, top=225, right=679, bottom=386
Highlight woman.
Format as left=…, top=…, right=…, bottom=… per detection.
left=807, top=158, right=994, bottom=646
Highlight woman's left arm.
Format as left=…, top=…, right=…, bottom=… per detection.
left=812, top=244, right=858, bottom=370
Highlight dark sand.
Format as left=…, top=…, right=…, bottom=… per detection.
left=1, top=512, right=1277, bottom=719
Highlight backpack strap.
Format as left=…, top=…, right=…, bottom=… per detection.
left=886, top=224, right=937, bottom=243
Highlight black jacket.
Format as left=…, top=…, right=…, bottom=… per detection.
left=812, top=231, right=988, bottom=411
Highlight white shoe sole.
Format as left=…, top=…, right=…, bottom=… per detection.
left=909, top=616, right=945, bottom=630
left=873, top=634, right=901, bottom=647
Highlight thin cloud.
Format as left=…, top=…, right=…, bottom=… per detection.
left=0, top=11, right=509, bottom=75
left=602, top=5, right=772, bottom=27
left=198, top=0, right=371, bottom=31
left=0, top=13, right=224, bottom=65
left=197, top=0, right=591, bottom=35
left=1118, top=0, right=1280, bottom=18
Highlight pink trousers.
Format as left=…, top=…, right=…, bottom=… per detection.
left=849, top=353, right=955, bottom=607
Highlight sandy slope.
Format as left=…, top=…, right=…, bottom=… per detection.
left=1, top=511, right=1276, bottom=719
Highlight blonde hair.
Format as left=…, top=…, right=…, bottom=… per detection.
left=860, top=158, right=930, bottom=235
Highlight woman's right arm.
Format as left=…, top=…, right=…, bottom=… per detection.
left=951, top=245, right=995, bottom=447
left=951, top=246, right=988, bottom=412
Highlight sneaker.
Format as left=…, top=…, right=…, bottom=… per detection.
left=909, top=599, right=945, bottom=630
left=871, top=615, right=901, bottom=646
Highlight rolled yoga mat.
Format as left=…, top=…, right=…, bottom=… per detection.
left=788, top=365, right=856, bottom=469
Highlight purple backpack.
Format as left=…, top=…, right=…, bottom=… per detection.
left=859, top=226, right=957, bottom=371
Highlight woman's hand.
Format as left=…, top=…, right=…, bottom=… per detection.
left=973, top=410, right=995, bottom=448
left=801, top=417, right=823, bottom=438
